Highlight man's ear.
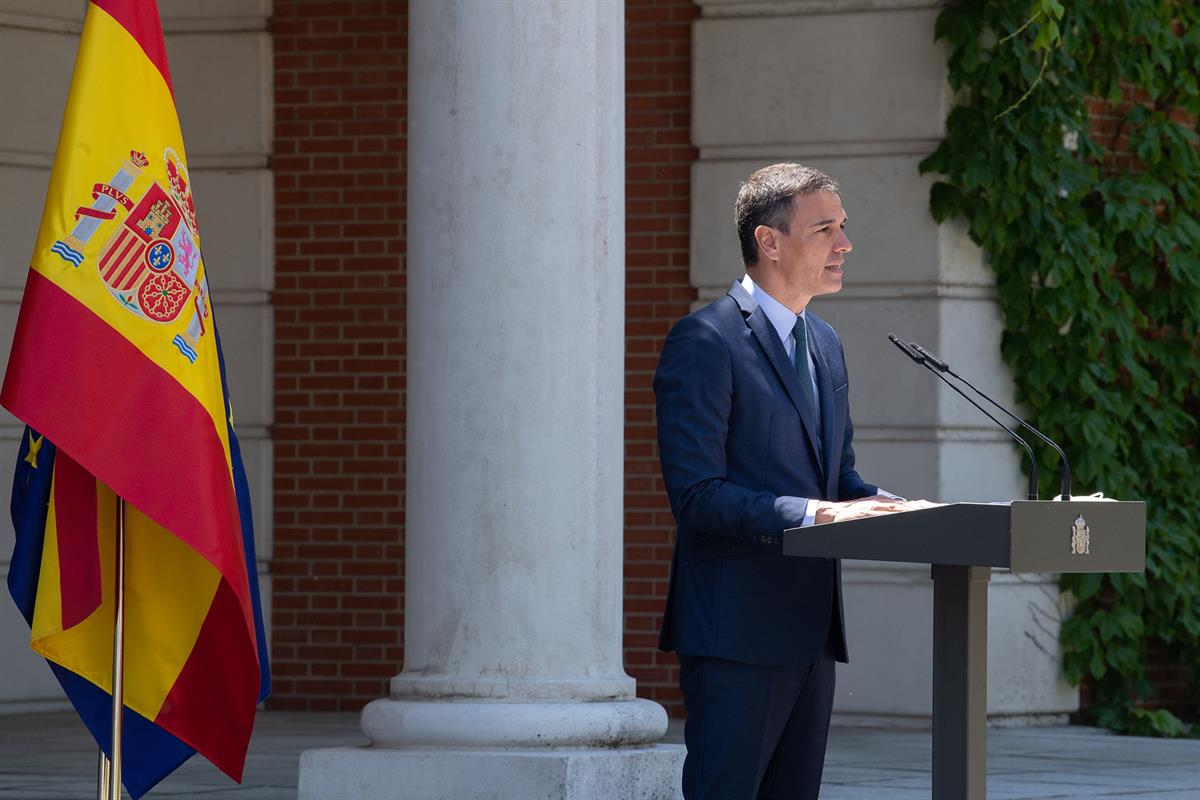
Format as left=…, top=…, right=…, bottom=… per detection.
left=754, top=224, right=780, bottom=263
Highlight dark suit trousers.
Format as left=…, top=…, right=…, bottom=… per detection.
left=678, top=645, right=836, bottom=800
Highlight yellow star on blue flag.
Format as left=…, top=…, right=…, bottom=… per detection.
left=23, top=432, right=43, bottom=469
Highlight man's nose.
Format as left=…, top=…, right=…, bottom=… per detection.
left=836, top=231, right=852, bottom=253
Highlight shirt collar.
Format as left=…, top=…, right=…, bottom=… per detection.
left=740, top=274, right=804, bottom=346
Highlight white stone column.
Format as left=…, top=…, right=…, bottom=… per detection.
left=299, top=2, right=683, bottom=797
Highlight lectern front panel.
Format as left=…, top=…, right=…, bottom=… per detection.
left=1008, top=500, right=1145, bottom=573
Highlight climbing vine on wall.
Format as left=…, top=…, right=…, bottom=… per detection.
left=921, top=1, right=1200, bottom=736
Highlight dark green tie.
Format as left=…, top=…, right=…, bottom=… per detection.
left=792, top=316, right=817, bottom=418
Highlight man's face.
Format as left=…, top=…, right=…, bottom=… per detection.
left=773, top=191, right=852, bottom=299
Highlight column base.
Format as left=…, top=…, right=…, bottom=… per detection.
left=298, top=744, right=686, bottom=800
left=361, top=697, right=668, bottom=748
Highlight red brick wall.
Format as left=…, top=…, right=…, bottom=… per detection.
left=1142, top=640, right=1198, bottom=722
left=623, top=0, right=699, bottom=718
left=271, top=0, right=408, bottom=711
left=269, top=0, right=696, bottom=713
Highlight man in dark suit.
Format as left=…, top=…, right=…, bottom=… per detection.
left=654, top=163, right=916, bottom=799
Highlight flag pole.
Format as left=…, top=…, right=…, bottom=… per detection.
left=96, top=750, right=110, bottom=799
left=101, top=497, right=127, bottom=800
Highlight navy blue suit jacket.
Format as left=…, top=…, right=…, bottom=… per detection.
left=654, top=280, right=877, bottom=667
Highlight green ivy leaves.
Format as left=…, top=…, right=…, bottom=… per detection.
left=924, top=1, right=1200, bottom=737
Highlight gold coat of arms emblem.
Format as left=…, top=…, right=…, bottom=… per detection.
left=50, top=148, right=210, bottom=364
left=1070, top=515, right=1090, bottom=555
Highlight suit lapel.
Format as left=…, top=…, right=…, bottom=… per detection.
left=810, top=324, right=838, bottom=495
left=728, top=282, right=824, bottom=475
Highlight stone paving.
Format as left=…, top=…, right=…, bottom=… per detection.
left=817, top=724, right=1200, bottom=799
left=0, top=710, right=365, bottom=799
left=0, top=710, right=1196, bottom=798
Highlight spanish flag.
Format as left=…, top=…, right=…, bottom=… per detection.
left=3, top=1, right=270, bottom=796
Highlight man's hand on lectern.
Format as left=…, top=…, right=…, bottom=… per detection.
left=812, top=496, right=942, bottom=525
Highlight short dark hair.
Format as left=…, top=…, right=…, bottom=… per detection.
left=735, top=163, right=840, bottom=266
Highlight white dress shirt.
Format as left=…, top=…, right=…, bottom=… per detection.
left=740, top=274, right=819, bottom=408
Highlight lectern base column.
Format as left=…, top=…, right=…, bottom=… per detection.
left=931, top=564, right=990, bottom=800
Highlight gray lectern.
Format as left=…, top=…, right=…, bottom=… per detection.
left=783, top=500, right=1146, bottom=800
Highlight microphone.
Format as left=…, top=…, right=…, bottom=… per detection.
left=888, top=334, right=1039, bottom=501
left=908, top=341, right=1071, bottom=501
